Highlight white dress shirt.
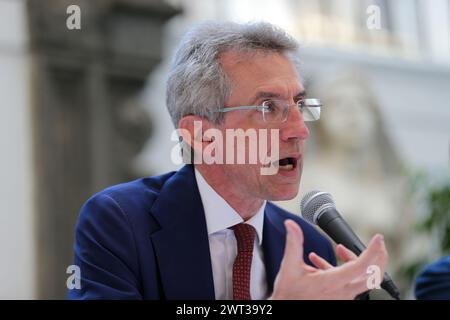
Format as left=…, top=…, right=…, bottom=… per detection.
left=194, top=169, right=268, bottom=300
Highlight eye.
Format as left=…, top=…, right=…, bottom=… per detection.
left=262, top=100, right=277, bottom=112
left=295, top=97, right=305, bottom=106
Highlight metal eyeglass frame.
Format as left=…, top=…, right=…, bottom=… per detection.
left=218, top=98, right=322, bottom=122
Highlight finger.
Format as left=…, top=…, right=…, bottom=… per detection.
left=344, top=234, right=388, bottom=283
left=336, top=244, right=358, bottom=262
left=303, top=264, right=319, bottom=273
left=324, top=235, right=386, bottom=287
left=309, top=252, right=333, bottom=270
left=279, top=220, right=306, bottom=270
left=359, top=234, right=388, bottom=272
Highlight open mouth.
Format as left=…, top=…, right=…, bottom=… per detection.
left=277, top=157, right=298, bottom=171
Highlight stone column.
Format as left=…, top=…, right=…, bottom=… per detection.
left=27, top=0, right=180, bottom=298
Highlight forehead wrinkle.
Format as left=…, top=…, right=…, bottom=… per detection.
left=220, top=51, right=303, bottom=105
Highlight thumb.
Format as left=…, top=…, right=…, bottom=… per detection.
left=280, top=220, right=306, bottom=270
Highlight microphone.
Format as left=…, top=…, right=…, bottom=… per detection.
left=300, top=190, right=401, bottom=300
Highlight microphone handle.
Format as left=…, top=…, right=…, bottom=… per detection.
left=317, top=208, right=401, bottom=300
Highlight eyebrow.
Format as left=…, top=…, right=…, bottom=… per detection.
left=251, top=90, right=306, bottom=104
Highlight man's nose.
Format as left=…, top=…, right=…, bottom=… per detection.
left=280, top=105, right=310, bottom=141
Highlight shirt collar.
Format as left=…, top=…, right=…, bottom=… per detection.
left=194, top=168, right=265, bottom=245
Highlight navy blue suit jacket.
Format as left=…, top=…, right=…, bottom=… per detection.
left=68, top=165, right=336, bottom=299
left=415, top=255, right=450, bottom=300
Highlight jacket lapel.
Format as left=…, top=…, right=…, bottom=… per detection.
left=262, top=204, right=286, bottom=294
left=149, top=165, right=215, bottom=299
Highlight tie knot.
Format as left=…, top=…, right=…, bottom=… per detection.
left=231, top=223, right=256, bottom=251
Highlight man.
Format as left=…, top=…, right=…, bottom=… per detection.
left=415, top=255, right=450, bottom=300
left=68, top=21, right=388, bottom=300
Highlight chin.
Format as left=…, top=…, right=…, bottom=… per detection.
left=267, top=185, right=299, bottom=201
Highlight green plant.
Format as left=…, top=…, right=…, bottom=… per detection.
left=418, top=184, right=450, bottom=253
left=396, top=169, right=450, bottom=297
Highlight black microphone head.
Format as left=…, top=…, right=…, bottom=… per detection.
left=300, top=190, right=336, bottom=224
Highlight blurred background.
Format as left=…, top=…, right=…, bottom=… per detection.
left=1, top=0, right=449, bottom=299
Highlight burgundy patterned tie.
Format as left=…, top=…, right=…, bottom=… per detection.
left=231, top=223, right=256, bottom=300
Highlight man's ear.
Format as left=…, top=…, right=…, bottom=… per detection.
left=178, top=115, right=215, bottom=148
left=178, top=116, right=216, bottom=164
left=178, top=116, right=195, bottom=148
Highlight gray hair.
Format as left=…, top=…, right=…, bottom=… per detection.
left=166, top=21, right=301, bottom=128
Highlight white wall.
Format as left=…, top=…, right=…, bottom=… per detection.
left=0, top=0, right=36, bottom=299
left=299, top=46, right=450, bottom=172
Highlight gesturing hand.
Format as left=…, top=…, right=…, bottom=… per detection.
left=270, top=220, right=388, bottom=300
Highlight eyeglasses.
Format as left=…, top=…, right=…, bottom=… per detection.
left=218, top=98, right=322, bottom=123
